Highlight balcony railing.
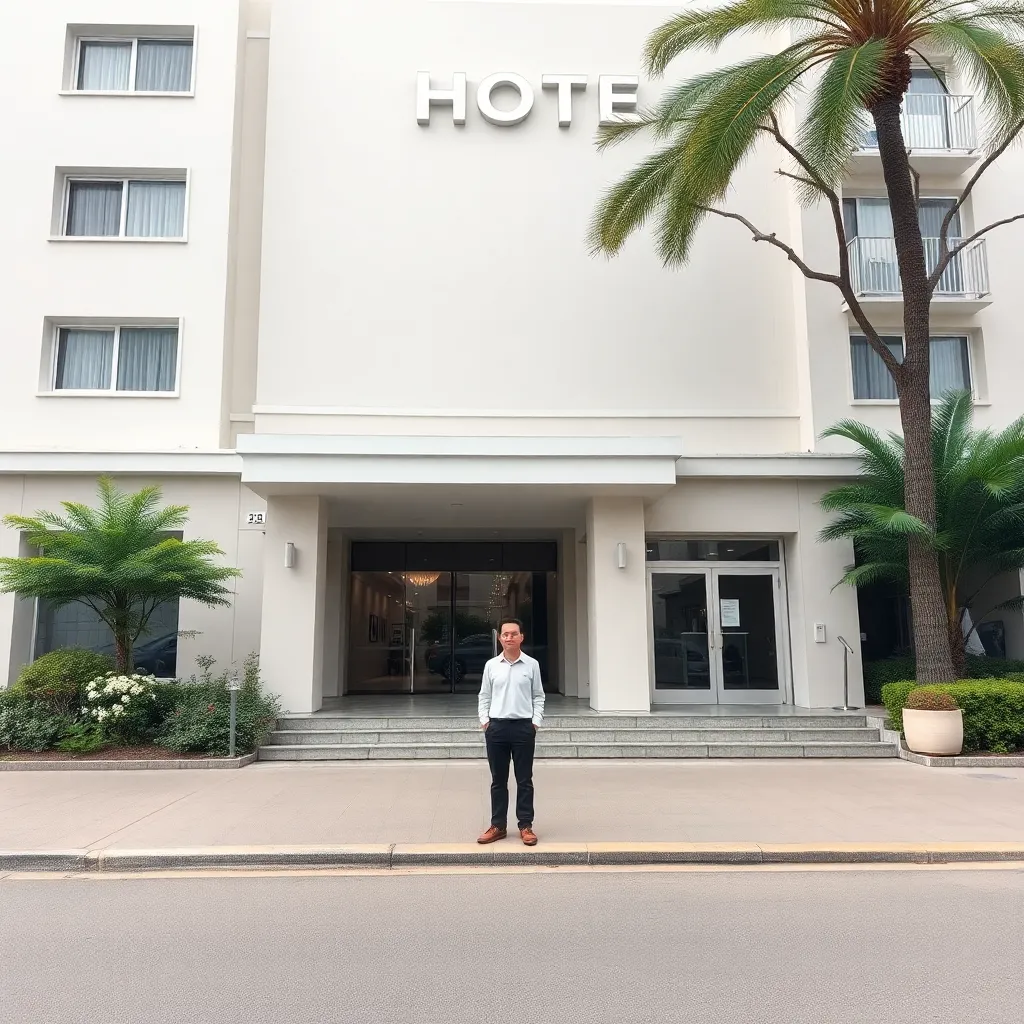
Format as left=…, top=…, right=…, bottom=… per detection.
left=847, top=236, right=990, bottom=298
left=858, top=92, right=977, bottom=151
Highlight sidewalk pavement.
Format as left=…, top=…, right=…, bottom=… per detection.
left=1, top=759, right=1023, bottom=858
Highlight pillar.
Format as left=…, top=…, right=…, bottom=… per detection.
left=259, top=496, right=328, bottom=713
left=785, top=482, right=864, bottom=708
left=585, top=497, right=650, bottom=713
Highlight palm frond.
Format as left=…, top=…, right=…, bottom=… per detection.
left=921, top=20, right=1024, bottom=138
left=796, top=39, right=887, bottom=199
left=643, top=0, right=838, bottom=76
left=589, top=143, right=686, bottom=255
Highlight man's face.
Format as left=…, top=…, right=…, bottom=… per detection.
left=500, top=623, right=524, bottom=659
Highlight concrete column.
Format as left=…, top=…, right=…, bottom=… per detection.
left=259, top=496, right=328, bottom=713
left=575, top=530, right=590, bottom=700
left=558, top=528, right=577, bottom=697
left=785, top=482, right=864, bottom=708
left=585, top=497, right=650, bottom=713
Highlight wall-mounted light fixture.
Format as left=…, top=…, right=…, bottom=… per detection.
left=284, top=542, right=296, bottom=569
left=616, top=542, right=627, bottom=569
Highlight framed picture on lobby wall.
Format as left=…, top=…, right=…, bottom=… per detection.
left=390, top=624, right=404, bottom=646
left=369, top=614, right=379, bottom=643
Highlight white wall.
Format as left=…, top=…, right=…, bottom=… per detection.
left=254, top=0, right=802, bottom=451
left=0, top=1, right=244, bottom=451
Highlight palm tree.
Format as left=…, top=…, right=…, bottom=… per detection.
left=0, top=478, right=241, bottom=673
left=589, top=1, right=1024, bottom=682
left=819, top=391, right=1024, bottom=675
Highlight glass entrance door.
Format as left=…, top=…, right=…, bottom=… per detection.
left=649, top=568, right=783, bottom=704
left=347, top=566, right=555, bottom=694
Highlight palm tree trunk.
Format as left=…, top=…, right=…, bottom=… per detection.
left=114, top=632, right=133, bottom=674
left=871, top=85, right=957, bottom=684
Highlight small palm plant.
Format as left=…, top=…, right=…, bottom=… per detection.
left=590, top=0, right=1024, bottom=682
left=820, top=391, right=1024, bottom=674
left=0, top=478, right=241, bottom=673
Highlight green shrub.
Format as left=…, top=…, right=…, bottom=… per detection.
left=13, top=648, right=114, bottom=717
left=904, top=688, right=959, bottom=711
left=881, top=681, right=916, bottom=732
left=0, top=690, right=70, bottom=752
left=57, top=722, right=108, bottom=754
left=882, top=679, right=1024, bottom=753
left=866, top=655, right=1024, bottom=703
left=157, top=653, right=279, bottom=756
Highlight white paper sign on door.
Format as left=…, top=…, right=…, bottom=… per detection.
left=719, top=598, right=741, bottom=628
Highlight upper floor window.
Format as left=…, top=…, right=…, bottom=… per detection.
left=52, top=325, right=179, bottom=394
left=68, top=30, right=194, bottom=93
left=63, top=176, right=186, bottom=238
left=842, top=196, right=961, bottom=240
left=850, top=334, right=972, bottom=400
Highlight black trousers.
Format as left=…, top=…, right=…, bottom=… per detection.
left=484, top=718, right=536, bottom=829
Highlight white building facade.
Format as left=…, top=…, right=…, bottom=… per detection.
left=2, top=0, right=1022, bottom=712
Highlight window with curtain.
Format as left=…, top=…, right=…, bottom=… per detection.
left=843, top=197, right=961, bottom=239
left=64, top=179, right=185, bottom=237
left=75, top=36, right=193, bottom=93
left=850, top=334, right=971, bottom=399
left=54, top=326, right=179, bottom=393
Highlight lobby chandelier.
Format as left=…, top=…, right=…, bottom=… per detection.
left=404, top=571, right=441, bottom=587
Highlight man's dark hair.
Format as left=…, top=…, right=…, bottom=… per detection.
left=498, top=617, right=525, bottom=635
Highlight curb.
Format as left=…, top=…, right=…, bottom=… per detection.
left=3, top=842, right=1024, bottom=873
left=0, top=753, right=257, bottom=772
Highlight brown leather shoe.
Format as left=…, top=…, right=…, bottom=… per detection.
left=520, top=826, right=538, bottom=846
left=477, top=825, right=507, bottom=844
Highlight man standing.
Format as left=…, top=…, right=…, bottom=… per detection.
left=477, top=617, right=545, bottom=846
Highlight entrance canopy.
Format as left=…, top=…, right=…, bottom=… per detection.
left=237, top=434, right=683, bottom=496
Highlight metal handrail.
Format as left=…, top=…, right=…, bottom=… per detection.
left=847, top=236, right=990, bottom=298
left=856, top=92, right=977, bottom=151
left=833, top=636, right=860, bottom=712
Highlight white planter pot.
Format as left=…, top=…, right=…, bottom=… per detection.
left=903, top=708, right=964, bottom=756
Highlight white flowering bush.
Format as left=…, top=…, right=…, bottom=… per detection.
left=82, top=673, right=158, bottom=744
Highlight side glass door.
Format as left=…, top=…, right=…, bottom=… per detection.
left=649, top=570, right=713, bottom=703
left=710, top=569, right=782, bottom=705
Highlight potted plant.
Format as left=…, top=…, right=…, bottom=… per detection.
left=903, top=688, right=964, bottom=756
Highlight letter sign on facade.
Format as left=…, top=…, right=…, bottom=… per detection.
left=476, top=72, right=535, bottom=125
left=417, top=71, right=639, bottom=126
left=598, top=75, right=639, bottom=125
left=416, top=71, right=468, bottom=125
left=541, top=73, right=588, bottom=127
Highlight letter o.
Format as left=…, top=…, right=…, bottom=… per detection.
left=476, top=72, right=535, bottom=126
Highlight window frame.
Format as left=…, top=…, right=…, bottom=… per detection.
left=58, top=173, right=189, bottom=241
left=842, top=194, right=964, bottom=240
left=45, top=322, right=182, bottom=398
left=68, top=34, right=196, bottom=96
left=848, top=332, right=975, bottom=404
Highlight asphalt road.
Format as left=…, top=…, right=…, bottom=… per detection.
left=2, top=866, right=1022, bottom=1023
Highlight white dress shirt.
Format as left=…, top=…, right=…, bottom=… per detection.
left=478, top=651, right=545, bottom=727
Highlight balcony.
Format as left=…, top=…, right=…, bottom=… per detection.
left=849, top=93, right=980, bottom=175
left=846, top=236, right=991, bottom=315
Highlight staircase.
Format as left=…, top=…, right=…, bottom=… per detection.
left=259, top=712, right=896, bottom=760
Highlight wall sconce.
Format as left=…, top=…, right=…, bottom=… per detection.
left=284, top=542, right=296, bottom=569
left=616, top=542, right=627, bottom=569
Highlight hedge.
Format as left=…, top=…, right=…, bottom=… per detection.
left=864, top=655, right=1024, bottom=704
left=881, top=678, right=1024, bottom=753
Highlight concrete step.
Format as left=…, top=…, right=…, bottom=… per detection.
left=264, top=726, right=882, bottom=746
left=258, top=740, right=894, bottom=760
left=274, top=714, right=870, bottom=732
